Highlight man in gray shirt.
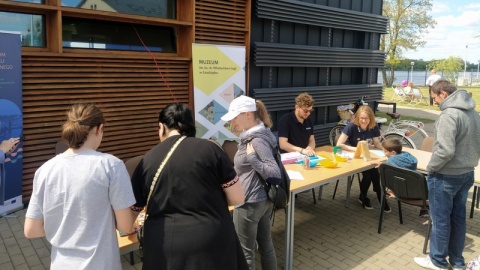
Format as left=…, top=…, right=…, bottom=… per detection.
left=414, top=79, right=480, bottom=270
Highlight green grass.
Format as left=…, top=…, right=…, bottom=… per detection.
left=382, top=85, right=480, bottom=113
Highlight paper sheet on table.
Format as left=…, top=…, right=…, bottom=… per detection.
left=339, top=151, right=355, bottom=159
left=287, top=170, right=304, bottom=180
left=281, top=152, right=304, bottom=161
left=370, top=150, right=386, bottom=157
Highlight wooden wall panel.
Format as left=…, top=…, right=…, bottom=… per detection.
left=21, top=54, right=190, bottom=202
left=195, top=0, right=249, bottom=45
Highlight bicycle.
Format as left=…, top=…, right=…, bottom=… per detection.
left=328, top=96, right=428, bottom=149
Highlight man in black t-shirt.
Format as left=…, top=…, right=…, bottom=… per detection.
left=278, top=93, right=315, bottom=155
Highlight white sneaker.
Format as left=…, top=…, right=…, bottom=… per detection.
left=414, top=256, right=447, bottom=270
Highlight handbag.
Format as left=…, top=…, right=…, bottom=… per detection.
left=137, top=136, right=185, bottom=249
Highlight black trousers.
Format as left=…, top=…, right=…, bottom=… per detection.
left=360, top=168, right=381, bottom=201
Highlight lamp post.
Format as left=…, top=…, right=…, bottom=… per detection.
left=464, top=45, right=468, bottom=80
left=477, top=60, right=479, bottom=79
left=410, top=61, right=414, bottom=83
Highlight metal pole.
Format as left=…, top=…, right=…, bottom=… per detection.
left=30, top=15, right=33, bottom=46
left=410, top=62, right=414, bottom=83
left=464, top=45, right=468, bottom=80
left=477, top=60, right=479, bottom=79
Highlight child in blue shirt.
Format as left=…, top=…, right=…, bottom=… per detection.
left=378, top=138, right=428, bottom=217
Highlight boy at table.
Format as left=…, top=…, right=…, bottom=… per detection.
left=374, top=139, right=427, bottom=217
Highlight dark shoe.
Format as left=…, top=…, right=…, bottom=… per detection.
left=419, top=209, right=429, bottom=217
left=358, top=195, right=373, bottom=210
left=383, top=201, right=391, bottom=213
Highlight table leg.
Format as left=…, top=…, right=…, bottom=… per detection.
left=285, top=191, right=296, bottom=270
left=129, top=251, right=134, bottom=265
left=317, top=186, right=323, bottom=200
left=345, top=175, right=353, bottom=208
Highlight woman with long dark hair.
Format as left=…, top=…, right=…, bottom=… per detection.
left=130, top=103, right=247, bottom=270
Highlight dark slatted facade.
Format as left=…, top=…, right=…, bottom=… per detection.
left=249, top=0, right=387, bottom=146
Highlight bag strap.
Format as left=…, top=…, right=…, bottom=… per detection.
left=245, top=135, right=278, bottom=188
left=144, top=135, right=186, bottom=219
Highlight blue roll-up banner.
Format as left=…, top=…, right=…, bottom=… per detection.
left=0, top=31, right=24, bottom=216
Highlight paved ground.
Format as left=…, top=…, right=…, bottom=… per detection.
left=2, top=105, right=479, bottom=270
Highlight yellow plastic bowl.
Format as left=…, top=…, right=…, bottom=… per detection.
left=319, top=159, right=338, bottom=168
left=334, top=155, right=347, bottom=162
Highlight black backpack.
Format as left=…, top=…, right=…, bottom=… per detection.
left=246, top=137, right=291, bottom=211
left=264, top=146, right=291, bottom=209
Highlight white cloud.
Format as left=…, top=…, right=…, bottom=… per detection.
left=431, top=2, right=450, bottom=14
left=403, top=0, right=480, bottom=62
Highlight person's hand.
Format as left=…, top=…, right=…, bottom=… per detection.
left=246, top=143, right=255, bottom=155
left=0, top=137, right=20, bottom=154
left=303, top=147, right=315, bottom=156
left=370, top=160, right=383, bottom=168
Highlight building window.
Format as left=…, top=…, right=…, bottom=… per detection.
left=61, top=0, right=176, bottom=19
left=62, top=17, right=176, bottom=52
left=0, top=12, right=46, bottom=47
left=5, top=0, right=43, bottom=3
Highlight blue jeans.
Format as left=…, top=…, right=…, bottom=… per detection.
left=428, top=172, right=474, bottom=268
left=233, top=200, right=277, bottom=270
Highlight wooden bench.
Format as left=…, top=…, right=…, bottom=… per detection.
left=375, top=100, right=397, bottom=113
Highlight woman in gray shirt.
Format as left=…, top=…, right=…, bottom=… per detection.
left=221, top=96, right=281, bottom=270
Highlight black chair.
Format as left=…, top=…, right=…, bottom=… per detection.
left=124, top=155, right=144, bottom=177
left=123, top=154, right=144, bottom=265
left=378, top=163, right=431, bottom=254
left=55, top=140, right=69, bottom=154
left=221, top=140, right=238, bottom=165
left=469, top=180, right=480, bottom=218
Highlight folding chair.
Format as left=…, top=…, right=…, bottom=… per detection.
left=378, top=163, right=431, bottom=254
left=411, top=88, right=429, bottom=105
left=391, top=85, right=409, bottom=102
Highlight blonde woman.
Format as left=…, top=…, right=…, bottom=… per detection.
left=221, top=96, right=280, bottom=270
left=336, top=105, right=390, bottom=213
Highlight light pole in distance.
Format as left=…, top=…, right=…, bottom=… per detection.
left=410, top=61, right=414, bottom=83
left=464, top=45, right=468, bottom=80
left=477, top=60, right=479, bottom=80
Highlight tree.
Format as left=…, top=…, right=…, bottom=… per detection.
left=428, top=57, right=463, bottom=84
left=380, top=0, right=436, bottom=87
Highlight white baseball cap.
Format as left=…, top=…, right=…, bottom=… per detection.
left=221, top=95, right=256, bottom=121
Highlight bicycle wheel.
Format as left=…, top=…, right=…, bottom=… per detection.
left=393, top=123, right=428, bottom=149
left=384, top=132, right=416, bottom=149
left=329, top=124, right=346, bottom=146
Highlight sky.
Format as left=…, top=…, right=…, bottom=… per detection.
left=402, top=0, right=480, bottom=66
